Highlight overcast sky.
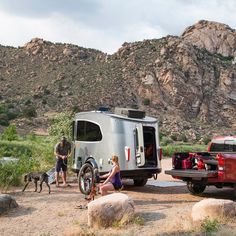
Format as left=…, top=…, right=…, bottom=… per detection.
left=0, top=0, right=236, bottom=54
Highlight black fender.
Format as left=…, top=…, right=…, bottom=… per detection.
left=85, top=157, right=98, bottom=169
left=84, top=157, right=100, bottom=183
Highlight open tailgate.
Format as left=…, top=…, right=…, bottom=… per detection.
left=165, top=169, right=218, bottom=178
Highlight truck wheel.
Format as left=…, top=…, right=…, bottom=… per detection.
left=187, top=182, right=206, bottom=195
left=78, top=163, right=95, bottom=195
left=133, top=178, right=148, bottom=186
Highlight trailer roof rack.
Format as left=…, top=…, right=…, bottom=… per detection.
left=98, top=106, right=110, bottom=112
left=114, top=107, right=145, bottom=119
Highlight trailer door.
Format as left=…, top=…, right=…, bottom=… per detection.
left=135, top=124, right=145, bottom=167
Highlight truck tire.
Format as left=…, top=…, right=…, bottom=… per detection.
left=187, top=181, right=206, bottom=195
left=133, top=178, right=148, bottom=186
left=78, top=163, right=95, bottom=195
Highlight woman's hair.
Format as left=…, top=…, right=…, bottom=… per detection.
left=111, top=155, right=119, bottom=166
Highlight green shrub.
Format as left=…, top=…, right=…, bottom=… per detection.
left=6, top=111, right=19, bottom=120
left=170, top=133, right=178, bottom=141
left=162, top=144, right=207, bottom=157
left=24, top=99, right=31, bottom=105
left=1, top=124, right=18, bottom=141
left=161, top=136, right=173, bottom=146
left=0, top=140, right=32, bottom=157
left=0, top=155, right=38, bottom=189
left=48, top=112, right=73, bottom=140
left=22, top=106, right=37, bottom=118
left=0, top=104, right=7, bottom=113
left=0, top=137, right=55, bottom=174
left=179, top=133, right=188, bottom=142
left=201, top=218, right=219, bottom=233
left=0, top=114, right=9, bottom=126
left=132, top=216, right=145, bottom=225
left=0, top=102, right=19, bottom=125
left=203, top=136, right=211, bottom=145
left=143, top=98, right=150, bottom=106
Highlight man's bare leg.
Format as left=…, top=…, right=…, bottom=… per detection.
left=62, top=171, right=67, bottom=186
left=55, top=172, right=60, bottom=186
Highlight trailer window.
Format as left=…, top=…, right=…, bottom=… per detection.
left=76, top=121, right=102, bottom=141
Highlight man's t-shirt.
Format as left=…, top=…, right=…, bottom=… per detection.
left=55, top=141, right=71, bottom=158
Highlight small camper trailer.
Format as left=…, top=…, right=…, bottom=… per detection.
left=72, top=107, right=162, bottom=188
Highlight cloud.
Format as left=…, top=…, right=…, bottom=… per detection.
left=0, top=0, right=236, bottom=53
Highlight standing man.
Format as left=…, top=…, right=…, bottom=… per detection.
left=54, top=136, right=71, bottom=187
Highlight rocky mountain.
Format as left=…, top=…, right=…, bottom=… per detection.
left=1, top=20, right=236, bottom=142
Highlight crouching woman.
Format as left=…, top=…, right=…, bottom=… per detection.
left=99, top=155, right=122, bottom=196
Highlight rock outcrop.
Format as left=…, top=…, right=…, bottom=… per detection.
left=1, top=20, right=236, bottom=140
left=182, top=20, right=236, bottom=58
left=191, top=198, right=236, bottom=222
left=87, top=193, right=135, bottom=228
left=0, top=194, right=18, bottom=214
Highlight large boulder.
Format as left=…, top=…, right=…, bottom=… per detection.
left=0, top=194, right=18, bottom=214
left=191, top=198, right=236, bottom=222
left=88, top=193, right=135, bottom=228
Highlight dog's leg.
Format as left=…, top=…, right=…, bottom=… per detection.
left=45, top=180, right=51, bottom=194
left=34, top=179, right=38, bottom=192
left=22, top=182, right=30, bottom=192
left=39, top=179, right=43, bottom=193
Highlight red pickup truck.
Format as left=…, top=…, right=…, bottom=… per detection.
left=165, top=136, right=236, bottom=195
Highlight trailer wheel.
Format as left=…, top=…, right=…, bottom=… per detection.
left=187, top=181, right=206, bottom=195
left=78, top=163, right=95, bottom=195
left=133, top=178, right=148, bottom=186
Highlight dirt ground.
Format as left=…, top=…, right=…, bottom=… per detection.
left=1, top=159, right=236, bottom=236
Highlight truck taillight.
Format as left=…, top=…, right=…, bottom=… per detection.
left=217, top=154, right=225, bottom=167
left=159, top=148, right=162, bottom=161
left=216, top=154, right=225, bottom=175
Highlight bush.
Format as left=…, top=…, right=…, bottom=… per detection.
left=0, top=155, right=38, bottom=189
left=1, top=124, right=18, bottom=141
left=161, top=136, right=173, bottom=146
left=48, top=112, right=73, bottom=140
left=0, top=114, right=9, bottom=126
left=162, top=144, right=207, bottom=157
left=203, top=136, right=212, bottom=145
left=0, top=103, right=19, bottom=122
left=0, top=140, right=32, bottom=157
left=201, top=218, right=219, bottom=233
left=170, top=133, right=178, bottom=141
left=143, top=98, right=150, bottom=106
left=179, top=133, right=188, bottom=142
left=0, top=139, right=54, bottom=171
left=0, top=136, right=55, bottom=189
left=22, top=106, right=37, bottom=118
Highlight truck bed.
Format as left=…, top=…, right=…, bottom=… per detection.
left=165, top=169, right=218, bottom=178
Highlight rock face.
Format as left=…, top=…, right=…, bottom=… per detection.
left=1, top=20, right=236, bottom=140
left=191, top=198, right=236, bottom=222
left=0, top=194, right=18, bottom=214
left=182, top=20, right=236, bottom=57
left=87, top=193, right=135, bottom=228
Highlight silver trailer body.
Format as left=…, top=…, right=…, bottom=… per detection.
left=72, top=108, right=162, bottom=182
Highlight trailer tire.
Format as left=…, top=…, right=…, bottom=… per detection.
left=78, top=163, right=95, bottom=195
left=187, top=181, right=206, bottom=195
left=133, top=178, right=148, bottom=186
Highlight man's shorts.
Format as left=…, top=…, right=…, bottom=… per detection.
left=56, top=159, right=67, bottom=172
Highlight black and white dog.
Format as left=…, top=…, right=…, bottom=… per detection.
left=22, top=172, right=51, bottom=194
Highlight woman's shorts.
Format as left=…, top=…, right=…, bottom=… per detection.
left=112, top=183, right=122, bottom=190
